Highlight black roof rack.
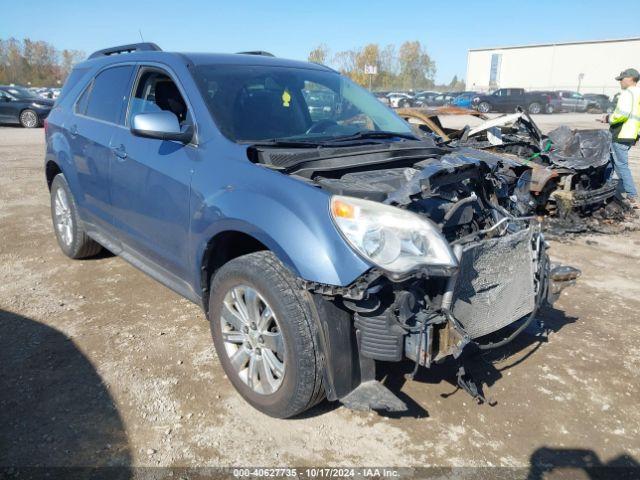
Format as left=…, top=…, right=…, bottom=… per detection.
left=88, top=42, right=162, bottom=59
left=236, top=50, right=275, bottom=57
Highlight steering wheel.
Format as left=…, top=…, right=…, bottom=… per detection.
left=305, top=119, right=338, bottom=135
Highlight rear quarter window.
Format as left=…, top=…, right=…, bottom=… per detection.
left=57, top=67, right=90, bottom=103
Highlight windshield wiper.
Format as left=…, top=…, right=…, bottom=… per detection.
left=320, top=130, right=419, bottom=143
left=249, top=139, right=324, bottom=148
left=249, top=131, right=419, bottom=149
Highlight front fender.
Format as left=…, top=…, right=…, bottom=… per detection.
left=191, top=179, right=371, bottom=290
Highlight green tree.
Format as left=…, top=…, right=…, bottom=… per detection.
left=448, top=75, right=466, bottom=91
left=398, top=41, right=436, bottom=91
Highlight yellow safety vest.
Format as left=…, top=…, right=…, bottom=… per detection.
left=610, top=85, right=640, bottom=141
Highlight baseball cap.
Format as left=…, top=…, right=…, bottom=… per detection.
left=615, top=68, right=640, bottom=80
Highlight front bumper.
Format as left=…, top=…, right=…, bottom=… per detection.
left=352, top=222, right=578, bottom=367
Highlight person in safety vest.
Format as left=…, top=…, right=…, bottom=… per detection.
left=603, top=68, right=640, bottom=207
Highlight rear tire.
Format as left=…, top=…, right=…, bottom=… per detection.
left=528, top=102, right=542, bottom=114
left=50, top=174, right=102, bottom=259
left=19, top=109, right=39, bottom=128
left=208, top=251, right=325, bottom=418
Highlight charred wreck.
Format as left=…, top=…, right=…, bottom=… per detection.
left=398, top=107, right=632, bottom=231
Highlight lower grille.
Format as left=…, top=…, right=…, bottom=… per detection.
left=355, top=310, right=404, bottom=361
left=452, top=228, right=537, bottom=339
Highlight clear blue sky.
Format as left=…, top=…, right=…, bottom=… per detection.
left=2, top=0, right=639, bottom=84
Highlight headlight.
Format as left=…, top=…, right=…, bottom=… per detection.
left=330, top=196, right=458, bottom=275
left=31, top=103, right=47, bottom=108
left=472, top=97, right=480, bottom=103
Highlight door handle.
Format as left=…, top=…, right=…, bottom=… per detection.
left=111, top=144, right=127, bottom=160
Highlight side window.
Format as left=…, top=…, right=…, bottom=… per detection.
left=129, top=69, right=191, bottom=126
left=84, top=65, right=134, bottom=124
left=75, top=83, right=92, bottom=115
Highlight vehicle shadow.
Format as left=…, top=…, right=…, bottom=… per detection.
left=376, top=306, right=578, bottom=418
left=527, top=447, right=640, bottom=480
left=0, top=309, right=131, bottom=477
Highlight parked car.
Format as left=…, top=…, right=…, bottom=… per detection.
left=555, top=91, right=589, bottom=112
left=413, top=91, right=437, bottom=107
left=0, top=85, right=54, bottom=127
left=451, top=92, right=478, bottom=108
left=529, top=91, right=563, bottom=114
left=583, top=93, right=614, bottom=113
left=373, top=91, right=391, bottom=105
left=386, top=92, right=414, bottom=107
left=472, top=88, right=555, bottom=114
left=45, top=43, right=575, bottom=418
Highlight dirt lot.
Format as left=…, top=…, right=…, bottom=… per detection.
left=1, top=115, right=640, bottom=476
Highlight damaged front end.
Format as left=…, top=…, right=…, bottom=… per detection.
left=252, top=141, right=579, bottom=411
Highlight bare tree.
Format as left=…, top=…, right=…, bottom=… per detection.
left=308, top=44, right=330, bottom=65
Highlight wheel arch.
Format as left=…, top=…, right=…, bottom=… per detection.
left=45, top=159, right=63, bottom=190
left=199, top=230, right=272, bottom=314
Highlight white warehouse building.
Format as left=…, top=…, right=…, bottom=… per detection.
left=466, top=37, right=640, bottom=96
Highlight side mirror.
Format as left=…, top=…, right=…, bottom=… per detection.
left=131, top=111, right=194, bottom=144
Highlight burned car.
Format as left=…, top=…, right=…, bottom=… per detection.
left=397, top=107, right=626, bottom=230
left=46, top=44, right=577, bottom=418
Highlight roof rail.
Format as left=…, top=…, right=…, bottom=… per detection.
left=88, top=42, right=162, bottom=59
left=236, top=50, right=275, bottom=57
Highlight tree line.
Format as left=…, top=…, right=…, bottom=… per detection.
left=0, top=38, right=84, bottom=87
left=308, top=41, right=465, bottom=92
left=0, top=37, right=465, bottom=92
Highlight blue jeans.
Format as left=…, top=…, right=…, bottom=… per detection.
left=608, top=142, right=638, bottom=198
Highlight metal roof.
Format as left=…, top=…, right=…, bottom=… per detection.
left=468, top=36, right=640, bottom=52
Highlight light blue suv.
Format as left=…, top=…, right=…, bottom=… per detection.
left=45, top=43, right=574, bottom=417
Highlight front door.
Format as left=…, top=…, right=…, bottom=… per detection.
left=109, top=66, right=197, bottom=286
left=0, top=90, right=15, bottom=122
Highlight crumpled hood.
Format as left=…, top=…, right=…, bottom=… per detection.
left=545, top=126, right=611, bottom=170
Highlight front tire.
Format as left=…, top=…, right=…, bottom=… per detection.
left=478, top=102, right=491, bottom=113
left=208, top=251, right=325, bottom=418
left=20, top=109, right=39, bottom=128
left=50, top=174, right=102, bottom=259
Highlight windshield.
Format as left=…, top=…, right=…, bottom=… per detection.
left=192, top=64, right=414, bottom=143
left=4, top=86, right=39, bottom=99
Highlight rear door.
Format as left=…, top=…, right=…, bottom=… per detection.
left=108, top=65, right=197, bottom=287
left=66, top=64, right=135, bottom=230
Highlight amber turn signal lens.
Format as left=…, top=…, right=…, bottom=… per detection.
left=331, top=199, right=356, bottom=219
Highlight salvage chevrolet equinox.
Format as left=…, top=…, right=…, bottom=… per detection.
left=45, top=43, right=577, bottom=418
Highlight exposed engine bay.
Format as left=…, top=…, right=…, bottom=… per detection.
left=397, top=107, right=638, bottom=235
left=249, top=141, right=580, bottom=410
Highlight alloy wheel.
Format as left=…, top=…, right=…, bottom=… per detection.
left=220, top=285, right=285, bottom=395
left=54, top=187, right=73, bottom=246
left=20, top=110, right=38, bottom=128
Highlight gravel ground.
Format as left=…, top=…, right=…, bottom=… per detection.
left=1, top=115, right=639, bottom=477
